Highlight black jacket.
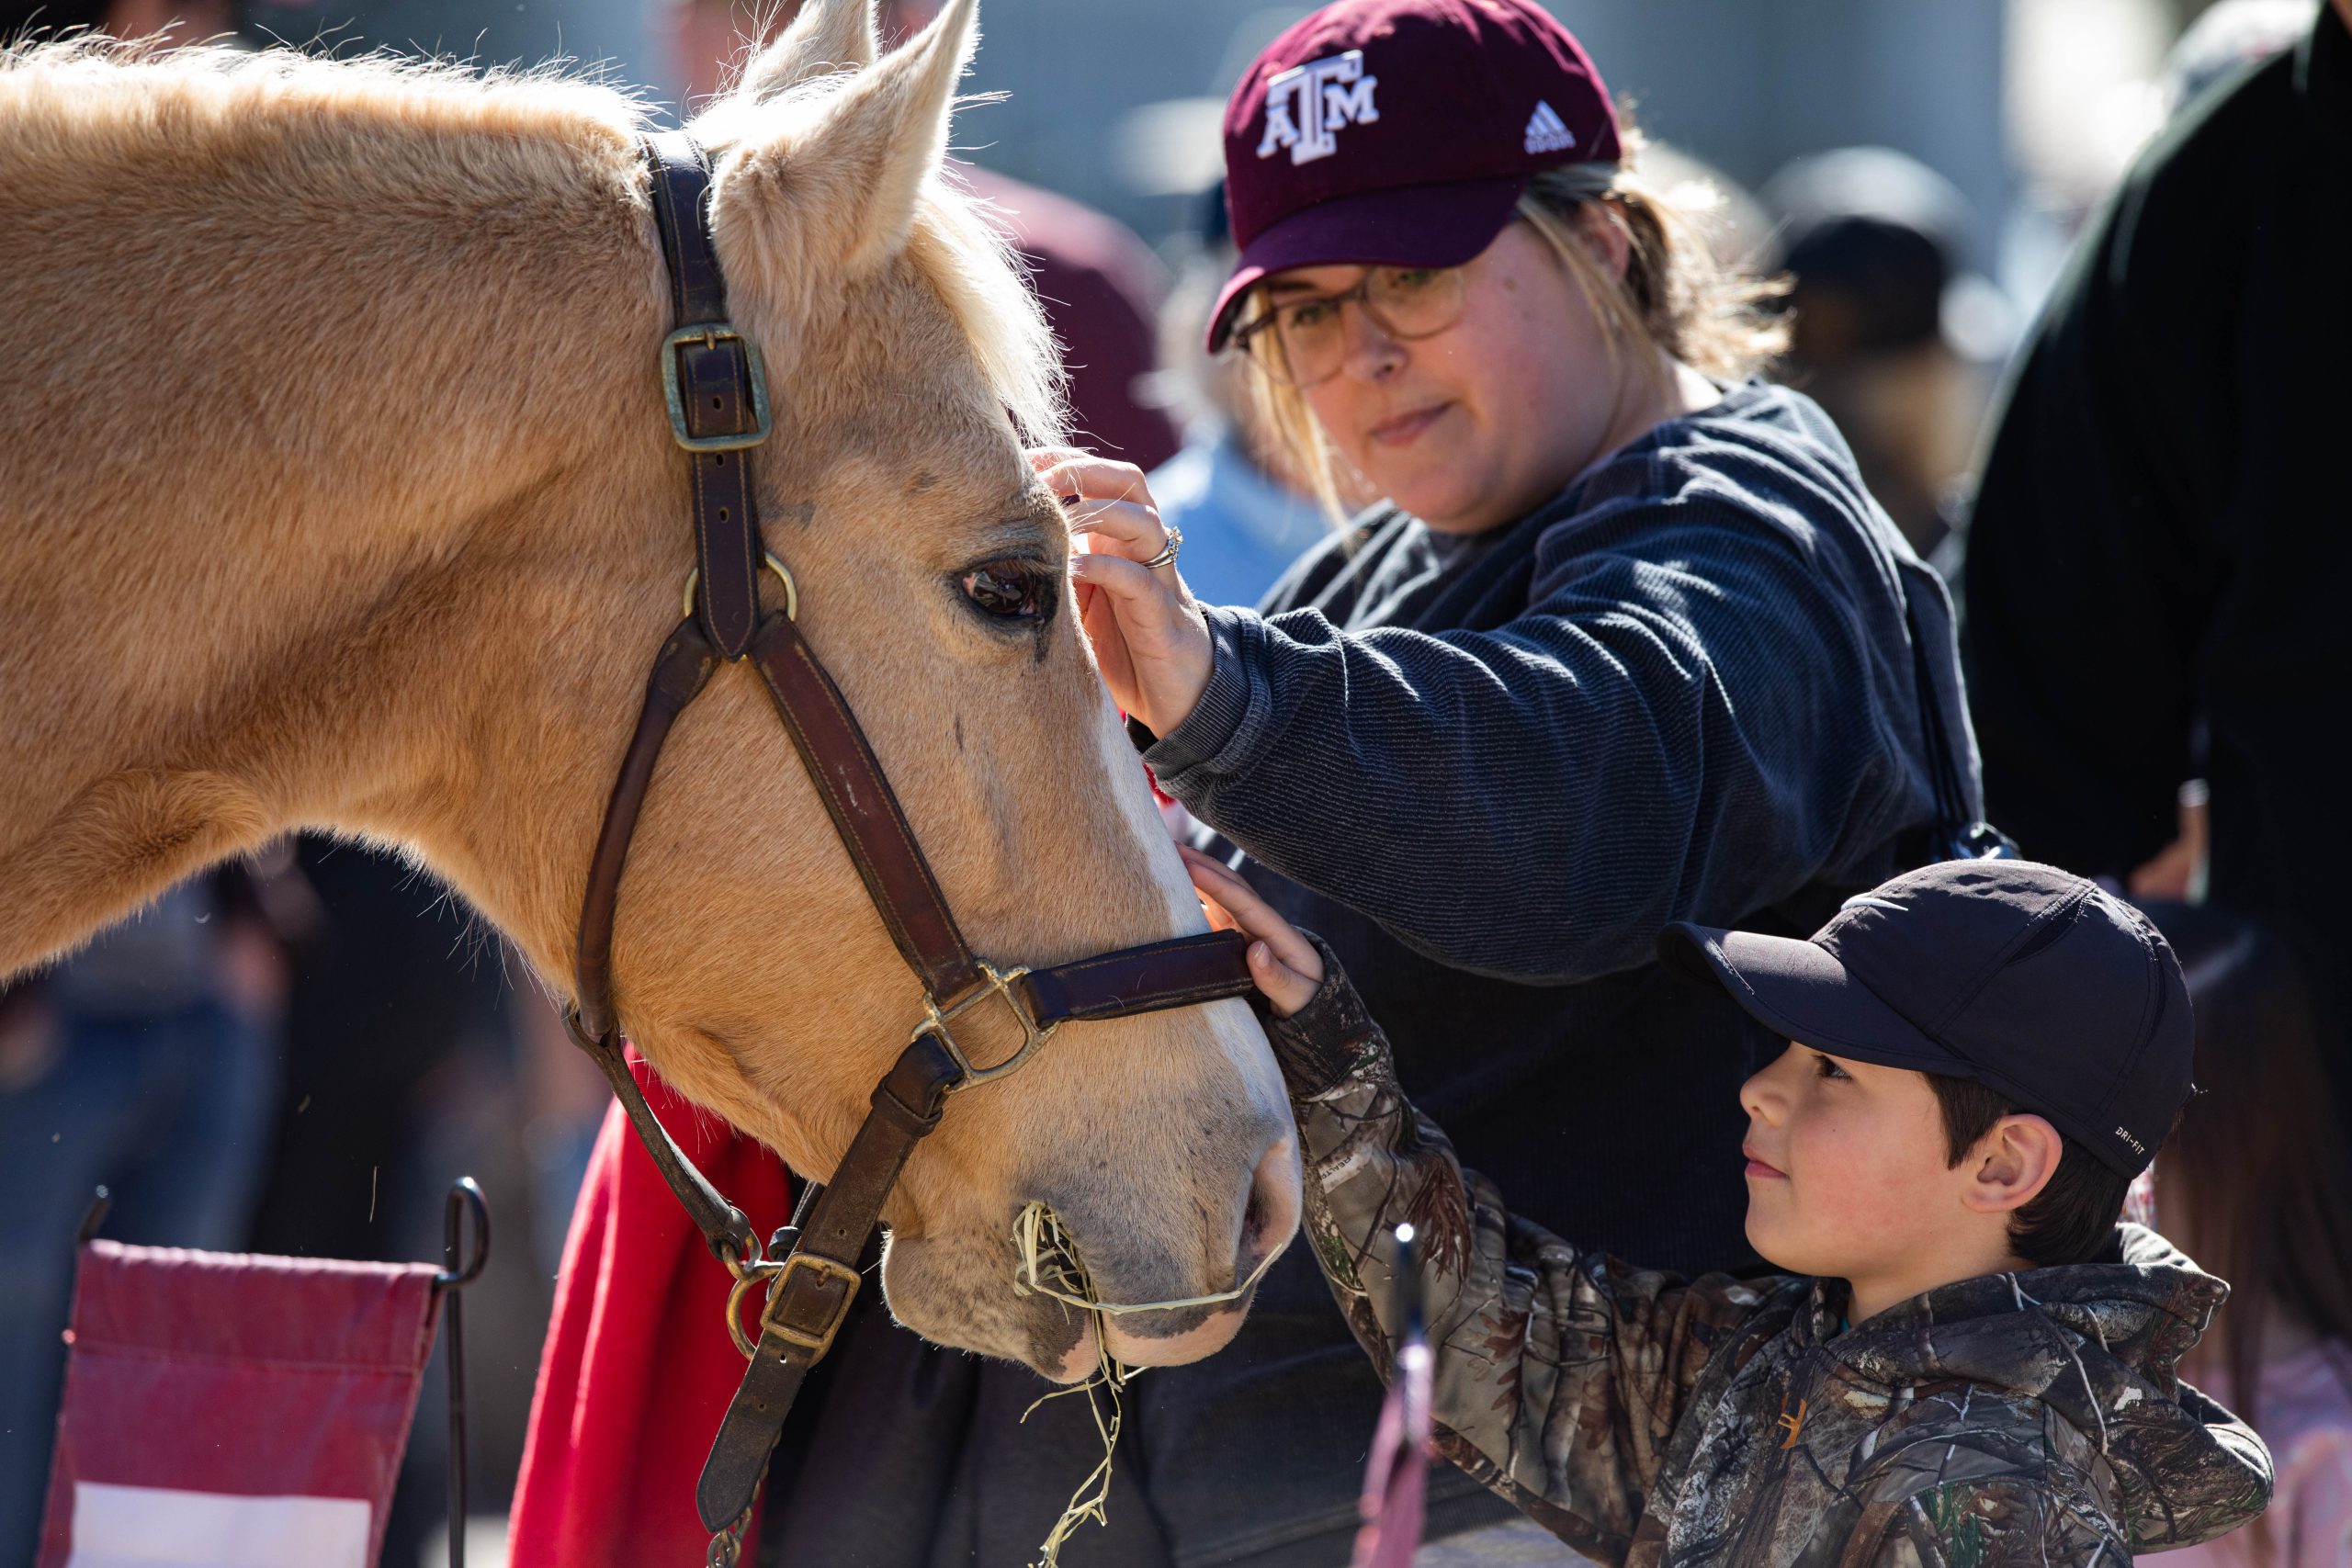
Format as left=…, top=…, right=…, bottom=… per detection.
left=1962, top=7, right=2352, bottom=1115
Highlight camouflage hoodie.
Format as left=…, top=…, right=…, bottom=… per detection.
left=1269, top=950, right=2271, bottom=1568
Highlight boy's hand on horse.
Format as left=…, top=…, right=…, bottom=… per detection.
left=1031, top=447, right=1214, bottom=738
left=1182, top=847, right=1324, bottom=1018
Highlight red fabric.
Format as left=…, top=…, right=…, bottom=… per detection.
left=38, top=1241, right=439, bottom=1568
left=511, top=1051, right=794, bottom=1568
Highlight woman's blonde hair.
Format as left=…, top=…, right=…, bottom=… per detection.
left=1243, top=126, right=1790, bottom=520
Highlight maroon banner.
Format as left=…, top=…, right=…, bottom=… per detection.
left=39, top=1241, right=439, bottom=1568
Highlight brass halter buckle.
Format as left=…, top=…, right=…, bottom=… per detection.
left=660, top=321, right=775, bottom=453
left=914, top=962, right=1055, bottom=1094
left=759, top=1252, right=865, bottom=1359
left=724, top=1247, right=864, bottom=1361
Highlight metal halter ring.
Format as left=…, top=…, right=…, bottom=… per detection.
left=724, top=1261, right=786, bottom=1359
left=719, top=1251, right=865, bottom=1361
left=914, top=962, right=1057, bottom=1094
left=684, top=551, right=799, bottom=624
left=1141, top=525, right=1182, bottom=571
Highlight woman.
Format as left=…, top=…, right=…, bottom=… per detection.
left=1038, top=0, right=1984, bottom=1559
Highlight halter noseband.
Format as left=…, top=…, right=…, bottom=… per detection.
left=565, top=131, right=1256, bottom=1564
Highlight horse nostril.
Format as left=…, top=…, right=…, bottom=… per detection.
left=1235, top=1134, right=1302, bottom=1288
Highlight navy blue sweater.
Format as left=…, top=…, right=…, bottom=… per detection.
left=1129, top=381, right=1979, bottom=1567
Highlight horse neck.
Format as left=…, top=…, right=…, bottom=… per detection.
left=0, top=70, right=674, bottom=976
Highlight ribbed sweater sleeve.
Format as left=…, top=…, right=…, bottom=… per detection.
left=1144, top=491, right=1925, bottom=984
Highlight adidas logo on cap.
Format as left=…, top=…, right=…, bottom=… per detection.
left=1523, top=99, right=1577, bottom=155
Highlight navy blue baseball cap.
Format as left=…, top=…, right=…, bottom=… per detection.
left=1657, top=861, right=2194, bottom=1176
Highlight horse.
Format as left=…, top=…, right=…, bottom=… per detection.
left=0, top=0, right=1299, bottom=1384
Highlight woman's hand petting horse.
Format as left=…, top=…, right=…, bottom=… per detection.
left=1182, top=847, right=1323, bottom=1018
left=1032, top=447, right=1213, bottom=737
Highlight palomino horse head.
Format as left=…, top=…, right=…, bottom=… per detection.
left=0, top=0, right=1296, bottom=1378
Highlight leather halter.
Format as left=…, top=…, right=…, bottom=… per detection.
left=567, top=131, right=1256, bottom=1561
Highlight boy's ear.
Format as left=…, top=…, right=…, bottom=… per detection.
left=1960, top=1113, right=2064, bottom=1215
left=718, top=0, right=976, bottom=282
left=736, top=0, right=878, bottom=102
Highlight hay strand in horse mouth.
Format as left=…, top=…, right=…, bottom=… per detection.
left=1012, top=1202, right=1129, bottom=1568
left=1013, top=1201, right=1282, bottom=1315
left=1009, top=1202, right=1281, bottom=1567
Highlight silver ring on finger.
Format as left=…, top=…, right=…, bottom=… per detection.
left=1141, top=525, right=1182, bottom=571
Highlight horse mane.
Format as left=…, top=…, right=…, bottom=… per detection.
left=914, top=162, right=1068, bottom=446
left=0, top=33, right=1065, bottom=446
left=0, top=33, right=654, bottom=144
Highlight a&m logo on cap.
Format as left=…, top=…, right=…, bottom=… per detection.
left=1256, top=50, right=1380, bottom=164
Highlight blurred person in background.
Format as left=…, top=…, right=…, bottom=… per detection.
left=2150, top=902, right=2352, bottom=1568
left=1145, top=179, right=1330, bottom=610
left=1045, top=0, right=1985, bottom=1560
left=1961, top=0, right=2352, bottom=1125
left=666, top=0, right=1179, bottom=469
left=243, top=842, right=507, bottom=1263
left=968, top=166, right=1182, bottom=468
left=1762, top=147, right=2013, bottom=563
left=2109, top=6, right=2312, bottom=913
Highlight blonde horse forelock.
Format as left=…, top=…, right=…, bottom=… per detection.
left=921, top=151, right=1068, bottom=446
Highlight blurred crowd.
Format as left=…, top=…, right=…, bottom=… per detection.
left=3, top=0, right=2346, bottom=1564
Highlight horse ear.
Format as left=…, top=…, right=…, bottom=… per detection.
left=735, top=0, right=877, bottom=100
left=725, top=0, right=976, bottom=280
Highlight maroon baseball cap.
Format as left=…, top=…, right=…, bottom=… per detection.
left=1208, top=0, right=1622, bottom=350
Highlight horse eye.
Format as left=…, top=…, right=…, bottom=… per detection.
left=960, top=560, right=1051, bottom=623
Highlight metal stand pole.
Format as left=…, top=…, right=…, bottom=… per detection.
left=433, top=1179, right=490, bottom=1568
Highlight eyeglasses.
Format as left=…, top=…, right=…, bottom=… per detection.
left=1231, top=265, right=1469, bottom=387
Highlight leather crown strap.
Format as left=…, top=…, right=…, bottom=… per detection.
left=565, top=130, right=1256, bottom=1548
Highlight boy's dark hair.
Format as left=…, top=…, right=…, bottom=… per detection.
left=1926, top=1074, right=2132, bottom=1267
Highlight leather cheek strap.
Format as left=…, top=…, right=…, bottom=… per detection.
left=747, top=612, right=988, bottom=1006
left=695, top=1035, right=963, bottom=1533
left=568, top=617, right=758, bottom=1267
left=575, top=618, right=719, bottom=1044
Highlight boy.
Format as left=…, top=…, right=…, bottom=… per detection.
left=1186, top=852, right=2269, bottom=1566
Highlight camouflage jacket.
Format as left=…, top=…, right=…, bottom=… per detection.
left=1268, top=950, right=2271, bottom=1568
